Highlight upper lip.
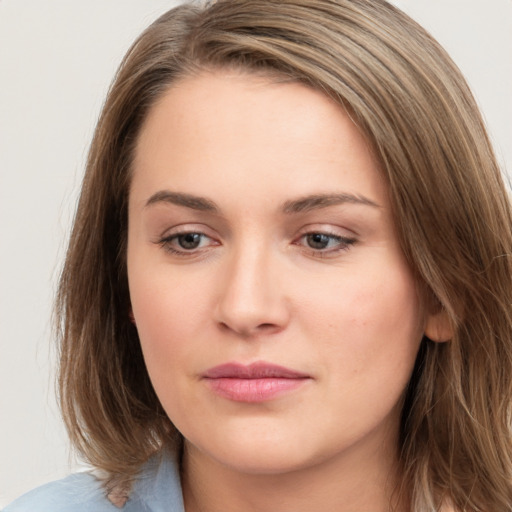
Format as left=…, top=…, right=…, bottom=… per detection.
left=203, top=361, right=310, bottom=379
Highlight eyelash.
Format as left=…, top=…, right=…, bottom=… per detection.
left=157, top=230, right=357, bottom=258
left=296, top=232, right=356, bottom=257
left=157, top=232, right=216, bottom=257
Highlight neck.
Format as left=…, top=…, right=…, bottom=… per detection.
left=181, top=438, right=406, bottom=512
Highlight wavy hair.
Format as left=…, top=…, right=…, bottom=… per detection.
left=56, top=1, right=512, bottom=510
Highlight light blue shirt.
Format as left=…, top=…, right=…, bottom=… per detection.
left=4, top=452, right=185, bottom=511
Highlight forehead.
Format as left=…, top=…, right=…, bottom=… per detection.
left=131, top=70, right=387, bottom=214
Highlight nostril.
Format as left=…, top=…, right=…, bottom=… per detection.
left=217, top=320, right=281, bottom=337
left=259, top=323, right=278, bottom=331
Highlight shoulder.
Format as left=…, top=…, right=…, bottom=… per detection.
left=3, top=472, right=118, bottom=512
left=4, top=451, right=185, bottom=512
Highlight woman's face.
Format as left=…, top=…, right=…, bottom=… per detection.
left=127, top=70, right=432, bottom=475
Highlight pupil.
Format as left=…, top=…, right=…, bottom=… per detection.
left=178, top=233, right=201, bottom=249
left=307, top=233, right=329, bottom=249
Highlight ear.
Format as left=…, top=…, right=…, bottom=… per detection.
left=424, top=309, right=452, bottom=342
left=128, top=308, right=136, bottom=325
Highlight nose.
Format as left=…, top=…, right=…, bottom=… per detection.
left=214, top=243, right=290, bottom=337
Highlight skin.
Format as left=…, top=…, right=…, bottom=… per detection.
left=127, top=70, right=444, bottom=512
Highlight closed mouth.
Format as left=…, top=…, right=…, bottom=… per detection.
left=202, top=361, right=311, bottom=402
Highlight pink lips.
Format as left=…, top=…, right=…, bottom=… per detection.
left=202, top=362, right=310, bottom=403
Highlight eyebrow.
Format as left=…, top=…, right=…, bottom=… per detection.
left=282, top=193, right=380, bottom=213
left=145, top=190, right=380, bottom=213
left=145, top=191, right=219, bottom=212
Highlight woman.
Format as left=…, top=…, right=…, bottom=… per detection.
left=6, top=0, right=512, bottom=511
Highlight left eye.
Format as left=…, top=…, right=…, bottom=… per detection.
left=299, top=232, right=355, bottom=252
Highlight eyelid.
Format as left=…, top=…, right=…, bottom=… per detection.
left=157, top=222, right=217, bottom=239
left=154, top=224, right=221, bottom=257
left=292, top=224, right=358, bottom=257
left=294, top=223, right=358, bottom=240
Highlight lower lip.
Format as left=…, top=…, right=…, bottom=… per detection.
left=205, top=377, right=309, bottom=403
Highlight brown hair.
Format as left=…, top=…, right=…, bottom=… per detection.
left=57, top=1, right=512, bottom=510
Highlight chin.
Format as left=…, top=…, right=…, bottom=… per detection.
left=216, top=450, right=313, bottom=476
left=186, top=430, right=326, bottom=476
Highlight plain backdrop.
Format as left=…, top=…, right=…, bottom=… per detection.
left=0, top=0, right=511, bottom=507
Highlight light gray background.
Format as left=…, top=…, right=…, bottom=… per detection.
left=1, top=0, right=511, bottom=506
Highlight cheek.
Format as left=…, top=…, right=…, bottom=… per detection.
left=128, top=266, right=207, bottom=376
left=129, top=274, right=209, bottom=432
left=318, top=268, right=423, bottom=428
left=299, top=260, right=423, bottom=373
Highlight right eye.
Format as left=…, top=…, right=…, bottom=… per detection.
left=174, top=233, right=204, bottom=250
left=158, top=231, right=218, bottom=256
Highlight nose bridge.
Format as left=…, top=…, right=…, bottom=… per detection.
left=215, top=235, right=288, bottom=335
